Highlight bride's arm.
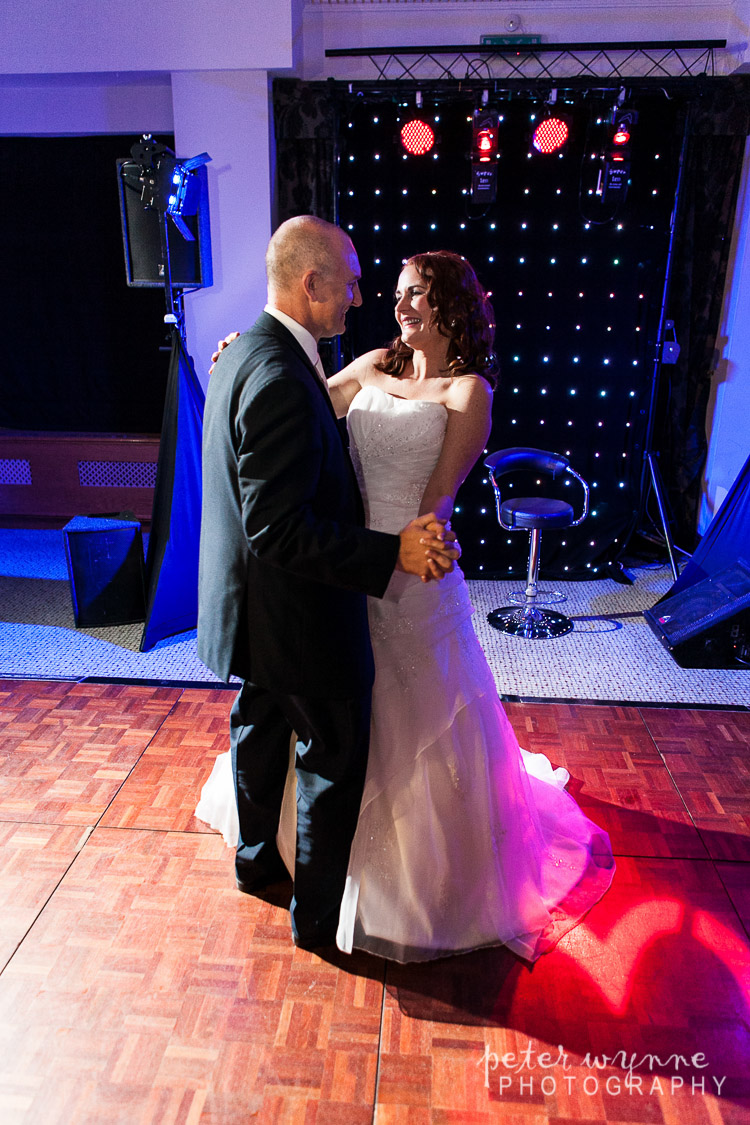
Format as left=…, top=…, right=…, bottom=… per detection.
left=419, top=376, right=493, bottom=521
left=327, top=349, right=387, bottom=419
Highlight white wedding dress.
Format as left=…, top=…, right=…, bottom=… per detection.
left=196, top=384, right=615, bottom=962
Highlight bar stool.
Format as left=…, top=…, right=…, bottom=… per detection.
left=484, top=446, right=589, bottom=639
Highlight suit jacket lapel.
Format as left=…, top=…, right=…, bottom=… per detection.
left=253, top=312, right=364, bottom=518
left=255, top=312, right=339, bottom=424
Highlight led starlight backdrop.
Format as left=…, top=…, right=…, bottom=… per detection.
left=337, top=92, right=682, bottom=579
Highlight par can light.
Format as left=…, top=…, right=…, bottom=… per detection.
left=400, top=119, right=435, bottom=156
left=532, top=116, right=570, bottom=155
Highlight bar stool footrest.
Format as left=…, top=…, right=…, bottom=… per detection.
left=487, top=605, right=574, bottom=639
left=507, top=589, right=567, bottom=607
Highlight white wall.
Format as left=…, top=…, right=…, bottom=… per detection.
left=303, top=0, right=740, bottom=80
left=729, top=0, right=750, bottom=68
left=700, top=136, right=750, bottom=532
left=171, top=71, right=274, bottom=388
left=1, top=0, right=736, bottom=80
left=0, top=0, right=294, bottom=74
left=0, top=73, right=174, bottom=136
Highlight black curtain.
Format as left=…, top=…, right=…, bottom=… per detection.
left=0, top=135, right=172, bottom=433
left=140, top=329, right=205, bottom=651
left=274, top=79, right=343, bottom=374
left=274, top=79, right=337, bottom=224
left=660, top=76, right=750, bottom=548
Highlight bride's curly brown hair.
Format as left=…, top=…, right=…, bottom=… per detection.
left=375, top=250, right=498, bottom=388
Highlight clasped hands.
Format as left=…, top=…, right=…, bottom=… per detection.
left=397, top=514, right=461, bottom=583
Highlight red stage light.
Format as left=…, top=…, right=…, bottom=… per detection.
left=471, top=109, right=500, bottom=202
left=477, top=130, right=495, bottom=160
left=532, top=116, right=569, bottom=154
left=613, top=126, right=631, bottom=145
left=400, top=119, right=435, bottom=156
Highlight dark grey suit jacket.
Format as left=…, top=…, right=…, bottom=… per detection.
left=197, top=312, right=400, bottom=697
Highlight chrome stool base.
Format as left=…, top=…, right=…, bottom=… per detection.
left=487, top=605, right=574, bottom=640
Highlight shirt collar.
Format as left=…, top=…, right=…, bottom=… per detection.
left=264, top=305, right=319, bottom=369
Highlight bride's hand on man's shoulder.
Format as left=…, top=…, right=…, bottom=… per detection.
left=209, top=331, right=241, bottom=376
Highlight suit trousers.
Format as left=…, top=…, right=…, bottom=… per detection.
left=230, top=680, right=372, bottom=946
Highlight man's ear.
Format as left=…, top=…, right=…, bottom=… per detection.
left=302, top=269, right=320, bottom=303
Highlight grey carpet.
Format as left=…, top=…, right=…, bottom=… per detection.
left=0, top=530, right=748, bottom=705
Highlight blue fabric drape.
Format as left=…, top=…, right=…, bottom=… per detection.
left=660, top=453, right=750, bottom=600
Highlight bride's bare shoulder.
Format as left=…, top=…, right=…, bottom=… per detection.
left=446, top=373, right=494, bottom=409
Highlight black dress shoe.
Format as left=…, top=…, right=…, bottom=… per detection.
left=236, top=874, right=293, bottom=909
left=235, top=862, right=289, bottom=894
left=292, top=928, right=339, bottom=952
left=235, top=876, right=262, bottom=894
left=293, top=937, right=340, bottom=956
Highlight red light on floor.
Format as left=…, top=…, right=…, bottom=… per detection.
left=569, top=900, right=685, bottom=1015
left=532, top=117, right=569, bottom=154
left=400, top=119, right=435, bottom=156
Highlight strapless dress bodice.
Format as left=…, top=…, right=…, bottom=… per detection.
left=347, top=384, right=448, bottom=534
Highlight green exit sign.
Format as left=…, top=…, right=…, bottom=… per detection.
left=480, top=35, right=543, bottom=46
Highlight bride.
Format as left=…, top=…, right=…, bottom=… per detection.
left=197, top=249, right=614, bottom=963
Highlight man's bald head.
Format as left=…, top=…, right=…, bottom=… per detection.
left=265, top=215, right=362, bottom=341
left=266, top=216, right=352, bottom=297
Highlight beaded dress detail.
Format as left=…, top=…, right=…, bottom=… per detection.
left=335, top=386, right=614, bottom=961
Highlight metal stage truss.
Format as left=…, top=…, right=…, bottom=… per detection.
left=325, top=40, right=725, bottom=84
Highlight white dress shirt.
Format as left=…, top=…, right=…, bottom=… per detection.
left=264, top=305, right=328, bottom=392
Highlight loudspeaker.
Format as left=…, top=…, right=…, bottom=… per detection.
left=644, top=559, right=750, bottom=669
left=63, top=516, right=146, bottom=628
left=116, top=160, right=212, bottom=289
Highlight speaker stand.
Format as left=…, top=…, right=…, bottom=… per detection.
left=646, top=452, right=680, bottom=583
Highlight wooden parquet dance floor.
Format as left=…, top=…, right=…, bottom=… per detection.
left=0, top=679, right=748, bottom=1124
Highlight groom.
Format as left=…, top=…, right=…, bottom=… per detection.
left=198, top=215, right=457, bottom=950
